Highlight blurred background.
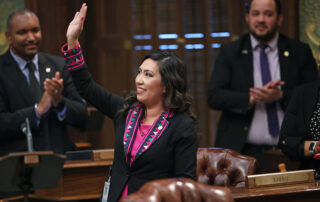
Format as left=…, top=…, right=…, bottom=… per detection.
left=0, top=0, right=317, bottom=149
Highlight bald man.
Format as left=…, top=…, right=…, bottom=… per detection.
left=0, top=9, right=87, bottom=156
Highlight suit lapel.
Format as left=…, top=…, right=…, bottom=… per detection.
left=240, top=36, right=254, bottom=88
left=132, top=109, right=173, bottom=163
left=123, top=104, right=144, bottom=163
left=3, top=52, right=56, bottom=105
left=3, top=51, right=34, bottom=106
left=38, top=53, right=56, bottom=94
left=277, top=36, right=290, bottom=84
left=122, top=104, right=174, bottom=166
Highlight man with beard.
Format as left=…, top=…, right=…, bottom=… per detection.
left=207, top=0, right=318, bottom=172
left=0, top=9, right=88, bottom=157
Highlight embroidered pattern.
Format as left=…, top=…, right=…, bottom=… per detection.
left=123, top=103, right=143, bottom=162
left=61, top=43, right=85, bottom=70
left=123, top=104, right=174, bottom=164
left=134, top=110, right=171, bottom=161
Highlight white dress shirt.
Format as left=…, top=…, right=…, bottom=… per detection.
left=246, top=34, right=284, bottom=145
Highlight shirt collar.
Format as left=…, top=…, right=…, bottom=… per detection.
left=9, top=49, right=39, bottom=72
left=250, top=33, right=279, bottom=51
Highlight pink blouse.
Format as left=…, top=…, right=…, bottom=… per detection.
left=120, top=123, right=151, bottom=200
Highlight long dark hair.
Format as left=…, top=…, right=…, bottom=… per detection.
left=118, top=50, right=196, bottom=121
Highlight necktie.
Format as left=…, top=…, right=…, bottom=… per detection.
left=26, top=62, right=41, bottom=102
left=259, top=44, right=280, bottom=137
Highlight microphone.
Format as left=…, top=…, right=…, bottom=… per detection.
left=21, top=117, right=34, bottom=152
left=21, top=123, right=27, bottom=134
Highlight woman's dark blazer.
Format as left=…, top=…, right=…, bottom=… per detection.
left=279, top=80, right=320, bottom=169
left=71, top=67, right=198, bottom=202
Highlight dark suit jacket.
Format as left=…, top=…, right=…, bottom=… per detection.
left=0, top=50, right=88, bottom=156
left=279, top=80, right=320, bottom=169
left=71, top=67, right=198, bottom=202
left=207, top=34, right=318, bottom=152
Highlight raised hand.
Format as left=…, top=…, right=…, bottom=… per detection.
left=66, top=3, right=87, bottom=49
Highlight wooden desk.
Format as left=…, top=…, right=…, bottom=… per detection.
left=31, top=149, right=113, bottom=201
left=265, top=150, right=300, bottom=173
left=231, top=180, right=320, bottom=202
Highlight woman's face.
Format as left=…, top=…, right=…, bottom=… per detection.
left=135, top=58, right=166, bottom=107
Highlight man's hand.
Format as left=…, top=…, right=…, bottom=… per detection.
left=249, top=94, right=258, bottom=107
left=250, top=80, right=285, bottom=104
left=44, top=72, right=64, bottom=107
left=37, top=92, right=52, bottom=116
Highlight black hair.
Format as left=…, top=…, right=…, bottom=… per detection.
left=245, top=0, right=282, bottom=14
left=118, top=50, right=197, bottom=121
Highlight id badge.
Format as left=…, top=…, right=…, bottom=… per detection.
left=101, top=178, right=110, bottom=202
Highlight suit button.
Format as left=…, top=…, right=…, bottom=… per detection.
left=244, top=126, right=249, bottom=131
left=282, top=140, right=286, bottom=145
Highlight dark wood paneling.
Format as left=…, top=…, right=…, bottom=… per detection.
left=24, top=0, right=298, bottom=149
left=25, top=0, right=83, bottom=56
left=25, top=0, right=133, bottom=149
left=232, top=0, right=298, bottom=39
left=279, top=0, right=299, bottom=40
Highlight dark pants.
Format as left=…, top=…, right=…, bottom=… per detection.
left=242, top=143, right=277, bottom=173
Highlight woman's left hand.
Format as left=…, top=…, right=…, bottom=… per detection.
left=66, top=3, right=87, bottom=49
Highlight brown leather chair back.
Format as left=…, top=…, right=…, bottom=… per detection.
left=197, top=148, right=258, bottom=187
left=121, top=178, right=234, bottom=202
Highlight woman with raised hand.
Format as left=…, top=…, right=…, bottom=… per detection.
left=57, top=3, right=198, bottom=202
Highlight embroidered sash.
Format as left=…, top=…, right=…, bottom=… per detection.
left=123, top=103, right=173, bottom=164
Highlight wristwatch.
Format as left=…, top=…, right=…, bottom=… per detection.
left=309, top=141, right=317, bottom=155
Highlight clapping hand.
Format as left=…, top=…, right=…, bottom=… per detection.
left=37, top=92, right=52, bottom=116
left=249, top=80, right=285, bottom=105
left=66, top=3, right=87, bottom=49
left=44, top=72, right=64, bottom=107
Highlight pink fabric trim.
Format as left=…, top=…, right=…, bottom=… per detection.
left=125, top=109, right=143, bottom=160
left=61, top=42, right=80, bottom=53
left=120, top=184, right=128, bottom=200
left=130, top=124, right=151, bottom=164
left=66, top=58, right=84, bottom=67
left=67, top=61, right=85, bottom=70
left=64, top=51, right=82, bottom=59
left=120, top=124, right=151, bottom=199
